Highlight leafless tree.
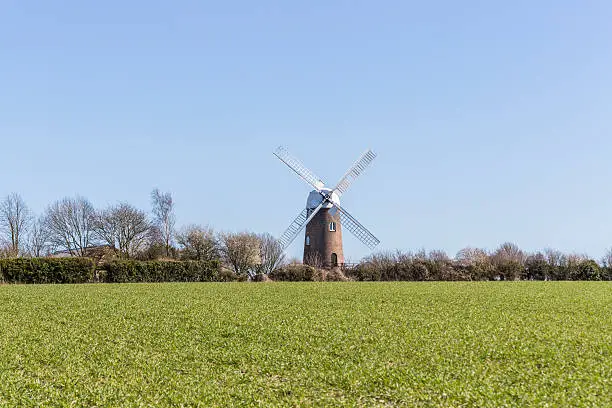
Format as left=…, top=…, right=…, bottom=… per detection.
left=219, top=231, right=260, bottom=277
left=361, top=250, right=397, bottom=270
left=304, top=251, right=325, bottom=268
left=491, top=242, right=526, bottom=264
left=565, top=252, right=588, bottom=266
left=0, top=193, right=32, bottom=257
left=393, top=250, right=412, bottom=264
left=568, top=252, right=588, bottom=262
left=563, top=252, right=589, bottom=280
left=428, top=249, right=450, bottom=262
left=133, top=225, right=167, bottom=260
left=454, top=246, right=493, bottom=280
left=601, top=247, right=612, bottom=268
left=176, top=224, right=219, bottom=261
left=455, top=247, right=489, bottom=266
left=285, top=256, right=302, bottom=265
left=151, top=189, right=175, bottom=257
left=526, top=251, right=546, bottom=263
left=256, top=232, right=286, bottom=275
left=544, top=248, right=565, bottom=267
left=94, top=203, right=151, bottom=258
left=0, top=242, right=14, bottom=259
left=490, top=242, right=526, bottom=280
left=26, top=216, right=51, bottom=257
left=43, top=196, right=98, bottom=257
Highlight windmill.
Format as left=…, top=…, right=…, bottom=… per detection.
left=273, top=146, right=380, bottom=267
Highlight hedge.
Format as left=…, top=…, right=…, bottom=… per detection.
left=345, top=260, right=471, bottom=282
left=268, top=264, right=349, bottom=281
left=346, top=259, right=611, bottom=282
left=0, top=258, right=95, bottom=284
left=0, top=258, right=226, bottom=284
left=101, top=260, right=224, bottom=283
left=269, top=264, right=319, bottom=281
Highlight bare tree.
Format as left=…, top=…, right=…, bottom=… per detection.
left=566, top=252, right=588, bottom=265
left=26, top=216, right=51, bottom=257
left=544, top=248, right=565, bottom=267
left=417, top=248, right=430, bottom=261
left=360, top=250, right=397, bottom=271
left=428, top=249, right=450, bottom=262
left=304, top=251, right=325, bottom=268
left=492, top=242, right=526, bottom=264
left=256, top=232, right=286, bottom=275
left=151, top=189, right=175, bottom=257
left=134, top=225, right=167, bottom=260
left=219, top=232, right=260, bottom=277
left=0, top=193, right=32, bottom=257
left=285, top=256, right=302, bottom=265
left=564, top=252, right=590, bottom=280
left=455, top=247, right=489, bottom=266
left=455, top=247, right=493, bottom=280
left=491, top=242, right=526, bottom=280
left=601, top=247, right=612, bottom=268
left=44, top=196, right=97, bottom=256
left=0, top=242, right=13, bottom=259
left=176, top=224, right=219, bottom=261
left=94, top=203, right=151, bottom=258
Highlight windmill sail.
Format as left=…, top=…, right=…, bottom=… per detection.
left=278, top=201, right=326, bottom=250
left=274, top=146, right=325, bottom=191
left=332, top=149, right=376, bottom=196
left=334, top=204, right=380, bottom=250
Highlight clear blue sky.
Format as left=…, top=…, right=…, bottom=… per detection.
left=1, top=0, right=612, bottom=261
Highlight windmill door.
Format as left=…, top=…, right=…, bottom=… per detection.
left=331, top=253, right=338, bottom=267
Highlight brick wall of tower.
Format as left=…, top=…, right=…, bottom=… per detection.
left=303, top=208, right=344, bottom=267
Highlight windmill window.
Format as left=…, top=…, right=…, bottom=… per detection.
left=329, top=222, right=336, bottom=232
left=305, top=236, right=310, bottom=246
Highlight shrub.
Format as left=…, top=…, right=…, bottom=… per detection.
left=318, top=268, right=350, bottom=282
left=0, top=258, right=95, bottom=284
left=346, top=262, right=381, bottom=281
left=269, top=264, right=319, bottom=281
left=348, top=258, right=447, bottom=281
left=218, top=269, right=241, bottom=282
left=576, top=260, right=602, bottom=281
left=602, top=267, right=612, bottom=281
left=525, top=256, right=551, bottom=280
left=495, top=260, right=525, bottom=281
left=101, top=260, right=222, bottom=283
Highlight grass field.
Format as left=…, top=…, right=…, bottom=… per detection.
left=0, top=282, right=610, bottom=407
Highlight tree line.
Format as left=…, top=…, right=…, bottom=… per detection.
left=1, top=191, right=611, bottom=281
left=351, top=244, right=612, bottom=281
left=0, top=190, right=284, bottom=278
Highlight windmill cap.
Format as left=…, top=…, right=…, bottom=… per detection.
left=306, top=188, right=339, bottom=209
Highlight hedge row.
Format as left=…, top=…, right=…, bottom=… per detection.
left=0, top=258, right=95, bottom=284
left=271, top=261, right=612, bottom=282
left=346, top=259, right=612, bottom=281
left=0, top=258, right=227, bottom=284
left=101, top=260, right=225, bottom=283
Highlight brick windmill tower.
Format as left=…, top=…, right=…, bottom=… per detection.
left=274, top=146, right=380, bottom=268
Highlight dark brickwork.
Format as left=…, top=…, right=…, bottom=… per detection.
left=303, top=208, right=344, bottom=267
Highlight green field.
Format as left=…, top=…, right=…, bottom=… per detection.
left=0, top=282, right=610, bottom=407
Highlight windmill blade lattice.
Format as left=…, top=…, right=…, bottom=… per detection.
left=274, top=146, right=326, bottom=191
left=278, top=201, right=327, bottom=250
left=335, top=204, right=380, bottom=250
left=278, top=208, right=308, bottom=249
left=332, top=149, right=377, bottom=196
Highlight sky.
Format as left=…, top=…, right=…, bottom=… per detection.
left=1, top=0, right=612, bottom=261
